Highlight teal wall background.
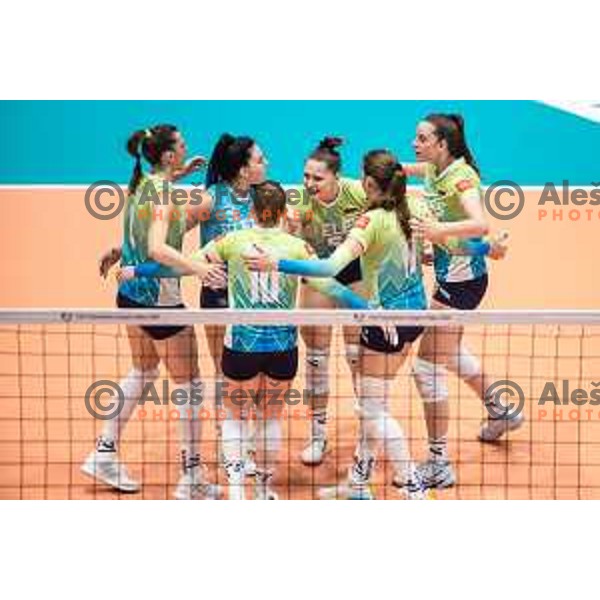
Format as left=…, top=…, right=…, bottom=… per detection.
left=0, top=101, right=598, bottom=185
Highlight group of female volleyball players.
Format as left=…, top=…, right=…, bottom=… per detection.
left=80, top=114, right=523, bottom=500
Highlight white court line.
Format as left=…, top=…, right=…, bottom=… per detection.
left=1, top=308, right=599, bottom=326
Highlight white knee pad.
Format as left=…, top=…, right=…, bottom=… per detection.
left=413, top=357, right=449, bottom=404
left=445, top=343, right=482, bottom=380
left=118, top=367, right=156, bottom=407
left=305, top=347, right=330, bottom=397
left=356, top=377, right=409, bottom=465
left=134, top=367, right=159, bottom=399
left=356, top=376, right=388, bottom=419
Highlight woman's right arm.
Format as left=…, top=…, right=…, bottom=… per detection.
left=148, top=188, right=224, bottom=285
left=244, top=237, right=362, bottom=278
left=402, top=163, right=428, bottom=178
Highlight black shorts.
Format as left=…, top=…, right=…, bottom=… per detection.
left=116, top=293, right=187, bottom=341
left=200, top=285, right=228, bottom=309
left=433, top=273, right=489, bottom=310
left=335, top=257, right=362, bottom=286
left=360, top=325, right=424, bottom=354
left=222, top=347, right=299, bottom=381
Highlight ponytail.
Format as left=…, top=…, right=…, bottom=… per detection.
left=363, top=150, right=411, bottom=246
left=126, top=124, right=178, bottom=195
left=425, top=113, right=479, bottom=175
left=126, top=129, right=146, bottom=195
left=389, top=165, right=411, bottom=245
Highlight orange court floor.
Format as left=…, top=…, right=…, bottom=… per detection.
left=0, top=188, right=599, bottom=499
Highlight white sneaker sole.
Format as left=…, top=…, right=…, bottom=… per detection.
left=479, top=413, right=525, bottom=442
left=318, top=483, right=374, bottom=500
left=80, top=459, right=140, bottom=493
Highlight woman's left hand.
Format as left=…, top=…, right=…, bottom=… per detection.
left=115, top=266, right=136, bottom=283
left=242, top=244, right=277, bottom=272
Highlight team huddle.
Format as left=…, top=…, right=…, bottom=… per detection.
left=81, top=115, right=522, bottom=500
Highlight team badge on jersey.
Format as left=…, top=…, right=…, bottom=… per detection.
left=456, top=179, right=475, bottom=193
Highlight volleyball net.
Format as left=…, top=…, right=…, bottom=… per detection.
left=1, top=308, right=599, bottom=500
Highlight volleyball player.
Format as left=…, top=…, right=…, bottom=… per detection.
left=99, top=133, right=268, bottom=473
left=407, top=114, right=524, bottom=489
left=286, top=137, right=368, bottom=466
left=81, top=125, right=225, bottom=499
left=246, top=151, right=432, bottom=498
left=197, top=134, right=267, bottom=428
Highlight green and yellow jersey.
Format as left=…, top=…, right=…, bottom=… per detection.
left=347, top=197, right=427, bottom=310
left=277, top=195, right=429, bottom=310
left=285, top=178, right=368, bottom=258
left=423, top=158, right=487, bottom=283
left=194, top=227, right=368, bottom=353
left=119, top=173, right=186, bottom=306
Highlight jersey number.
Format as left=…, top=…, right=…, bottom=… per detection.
left=250, top=271, right=280, bottom=304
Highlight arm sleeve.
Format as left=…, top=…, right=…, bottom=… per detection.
left=134, top=262, right=180, bottom=278
left=278, top=241, right=357, bottom=278
left=305, top=278, right=371, bottom=309
left=444, top=238, right=492, bottom=256
left=282, top=238, right=370, bottom=308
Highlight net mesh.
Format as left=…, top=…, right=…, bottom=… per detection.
left=1, top=309, right=599, bottom=500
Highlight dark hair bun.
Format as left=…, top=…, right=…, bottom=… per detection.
left=318, top=136, right=344, bottom=152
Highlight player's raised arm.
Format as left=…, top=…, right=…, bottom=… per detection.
left=244, top=236, right=362, bottom=278
left=402, top=162, right=428, bottom=178
left=410, top=183, right=488, bottom=244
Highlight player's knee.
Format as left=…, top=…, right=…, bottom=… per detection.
left=305, top=347, right=330, bottom=397
left=356, top=377, right=387, bottom=419
left=412, top=357, right=448, bottom=403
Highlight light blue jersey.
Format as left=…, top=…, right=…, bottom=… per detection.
left=200, top=182, right=256, bottom=245
left=423, top=158, right=487, bottom=283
